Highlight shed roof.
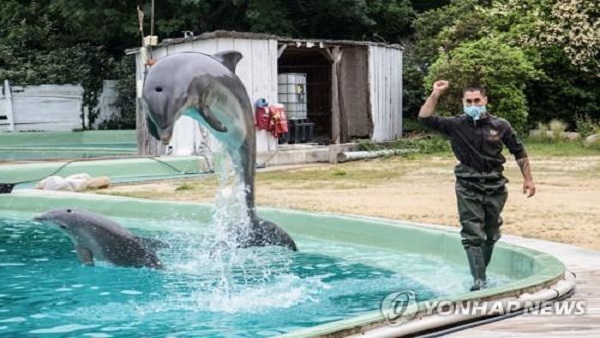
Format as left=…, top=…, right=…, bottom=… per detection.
left=126, top=30, right=403, bottom=54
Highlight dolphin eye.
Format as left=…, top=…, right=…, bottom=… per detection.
left=155, top=87, right=163, bottom=92
left=67, top=209, right=72, bottom=213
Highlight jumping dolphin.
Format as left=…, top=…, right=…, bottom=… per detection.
left=141, top=51, right=297, bottom=251
left=33, top=208, right=168, bottom=269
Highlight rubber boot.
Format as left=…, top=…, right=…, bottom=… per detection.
left=482, top=243, right=494, bottom=267
left=465, top=246, right=487, bottom=291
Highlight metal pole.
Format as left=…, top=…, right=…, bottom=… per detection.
left=151, top=0, right=155, bottom=36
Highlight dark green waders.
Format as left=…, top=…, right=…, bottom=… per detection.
left=454, top=164, right=509, bottom=291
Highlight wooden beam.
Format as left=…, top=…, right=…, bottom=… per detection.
left=277, top=44, right=287, bottom=58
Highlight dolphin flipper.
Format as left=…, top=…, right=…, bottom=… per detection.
left=184, top=106, right=228, bottom=133
left=246, top=217, right=298, bottom=251
left=76, top=245, right=94, bottom=266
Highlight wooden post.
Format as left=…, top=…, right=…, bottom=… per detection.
left=337, top=54, right=349, bottom=143
left=326, top=46, right=344, bottom=144
left=135, top=52, right=161, bottom=156
left=4, top=80, right=15, bottom=131
left=137, top=100, right=162, bottom=156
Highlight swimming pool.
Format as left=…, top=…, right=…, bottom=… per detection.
left=0, top=211, right=465, bottom=336
left=0, top=191, right=567, bottom=337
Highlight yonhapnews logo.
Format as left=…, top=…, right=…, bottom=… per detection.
left=380, top=290, right=586, bottom=326
left=379, top=291, right=419, bottom=325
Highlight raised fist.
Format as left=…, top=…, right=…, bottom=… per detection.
left=432, top=80, right=449, bottom=95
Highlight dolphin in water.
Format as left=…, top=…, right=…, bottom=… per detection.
left=141, top=51, right=297, bottom=251
left=33, top=208, right=168, bottom=269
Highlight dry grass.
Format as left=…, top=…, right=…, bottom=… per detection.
left=97, top=154, right=600, bottom=251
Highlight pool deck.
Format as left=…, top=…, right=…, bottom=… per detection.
left=440, top=232, right=600, bottom=337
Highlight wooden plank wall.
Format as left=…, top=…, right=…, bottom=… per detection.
left=0, top=84, right=83, bottom=132
left=0, top=80, right=13, bottom=131
left=340, top=47, right=371, bottom=139
left=368, top=46, right=403, bottom=142
left=136, top=38, right=279, bottom=156
left=1, top=81, right=121, bottom=133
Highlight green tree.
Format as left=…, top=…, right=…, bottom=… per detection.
left=365, top=0, right=416, bottom=42
left=0, top=0, right=423, bottom=130
left=402, top=47, right=427, bottom=119
left=413, top=0, right=482, bottom=65
left=412, top=0, right=600, bottom=131
left=410, top=0, right=450, bottom=12
left=481, top=0, right=600, bottom=127
left=424, top=37, right=539, bottom=132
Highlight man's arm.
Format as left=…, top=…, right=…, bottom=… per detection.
left=419, top=80, right=449, bottom=118
left=501, top=120, right=536, bottom=198
left=517, top=157, right=536, bottom=198
left=419, top=92, right=441, bottom=118
left=418, top=80, right=453, bottom=135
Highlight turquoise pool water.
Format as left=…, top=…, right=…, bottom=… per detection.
left=0, top=212, right=510, bottom=337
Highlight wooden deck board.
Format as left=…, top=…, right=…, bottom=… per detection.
left=443, top=235, right=600, bottom=337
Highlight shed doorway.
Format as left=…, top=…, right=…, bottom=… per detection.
left=278, top=47, right=332, bottom=145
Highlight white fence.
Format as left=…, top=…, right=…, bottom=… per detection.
left=0, top=80, right=119, bottom=132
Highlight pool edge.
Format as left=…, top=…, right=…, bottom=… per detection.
left=0, top=190, right=569, bottom=337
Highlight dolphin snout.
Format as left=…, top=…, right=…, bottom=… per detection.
left=158, top=125, right=174, bottom=145
left=160, top=134, right=172, bottom=145
left=33, top=215, right=45, bottom=222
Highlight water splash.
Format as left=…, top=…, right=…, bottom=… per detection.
left=206, top=149, right=252, bottom=248
left=165, top=148, right=296, bottom=311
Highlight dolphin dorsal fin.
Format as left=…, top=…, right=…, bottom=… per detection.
left=212, top=50, right=243, bottom=73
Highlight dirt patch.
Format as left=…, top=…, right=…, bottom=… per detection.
left=98, top=155, right=600, bottom=251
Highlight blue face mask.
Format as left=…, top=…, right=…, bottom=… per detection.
left=463, top=105, right=487, bottom=120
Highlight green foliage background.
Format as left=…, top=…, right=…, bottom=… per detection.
left=0, top=0, right=598, bottom=132
left=411, top=0, right=600, bottom=131
left=424, top=37, right=539, bottom=132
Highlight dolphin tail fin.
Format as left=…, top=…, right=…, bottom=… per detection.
left=135, top=236, right=170, bottom=251
left=246, top=216, right=298, bottom=251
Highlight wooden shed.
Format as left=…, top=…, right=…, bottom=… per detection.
left=131, top=31, right=403, bottom=156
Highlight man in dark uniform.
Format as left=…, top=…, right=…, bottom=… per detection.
left=418, top=80, right=536, bottom=291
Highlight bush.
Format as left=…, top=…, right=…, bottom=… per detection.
left=356, top=135, right=451, bottom=154
left=402, top=50, right=427, bottom=120
left=575, top=114, right=599, bottom=139
left=424, top=36, right=539, bottom=133
left=529, top=122, right=549, bottom=142
left=548, top=119, right=567, bottom=142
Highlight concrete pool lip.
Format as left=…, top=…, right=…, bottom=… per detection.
left=0, top=190, right=570, bottom=337
left=0, top=156, right=210, bottom=187
left=0, top=130, right=137, bottom=161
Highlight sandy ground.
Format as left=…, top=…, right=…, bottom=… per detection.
left=98, top=154, right=600, bottom=251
